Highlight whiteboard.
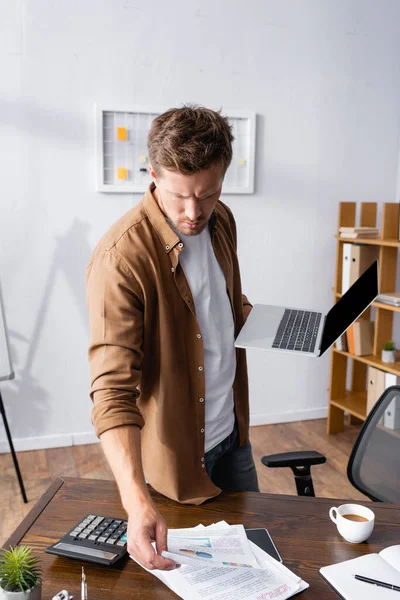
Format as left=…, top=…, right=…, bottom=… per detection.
left=95, top=105, right=256, bottom=194
left=0, top=290, right=13, bottom=381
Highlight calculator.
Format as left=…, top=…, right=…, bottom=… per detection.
left=45, top=514, right=128, bottom=566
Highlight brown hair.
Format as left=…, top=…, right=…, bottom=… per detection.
left=148, top=105, right=234, bottom=176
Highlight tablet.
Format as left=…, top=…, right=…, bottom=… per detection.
left=245, top=528, right=282, bottom=563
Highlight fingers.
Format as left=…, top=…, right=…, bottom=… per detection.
left=128, top=516, right=178, bottom=571
left=130, top=533, right=177, bottom=571
left=154, top=520, right=168, bottom=555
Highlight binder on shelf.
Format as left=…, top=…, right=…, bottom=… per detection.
left=367, top=366, right=386, bottom=414
left=335, top=334, right=348, bottom=352
left=346, top=324, right=355, bottom=355
left=367, top=369, right=399, bottom=416
left=341, top=244, right=352, bottom=294
left=352, top=320, right=374, bottom=356
left=384, top=374, right=400, bottom=430
left=349, top=245, right=379, bottom=288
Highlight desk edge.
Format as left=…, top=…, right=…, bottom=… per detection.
left=2, top=477, right=65, bottom=550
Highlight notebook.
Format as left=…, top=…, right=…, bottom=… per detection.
left=320, top=545, right=400, bottom=599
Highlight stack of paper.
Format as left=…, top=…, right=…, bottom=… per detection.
left=132, top=521, right=309, bottom=600
left=339, top=227, right=379, bottom=239
left=376, top=292, right=400, bottom=307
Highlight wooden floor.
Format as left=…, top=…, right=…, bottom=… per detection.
left=0, top=418, right=365, bottom=546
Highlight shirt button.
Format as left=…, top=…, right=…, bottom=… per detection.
left=201, top=464, right=205, bottom=469
left=171, top=267, right=175, bottom=272
left=200, top=428, right=205, bottom=434
left=201, top=457, right=205, bottom=462
left=197, top=333, right=202, bottom=339
left=165, top=245, right=170, bottom=250
left=198, top=366, right=203, bottom=371
left=178, top=242, right=184, bottom=249
left=199, top=397, right=204, bottom=403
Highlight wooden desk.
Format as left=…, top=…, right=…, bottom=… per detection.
left=4, top=477, right=400, bottom=599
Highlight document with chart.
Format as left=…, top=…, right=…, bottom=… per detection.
left=132, top=521, right=309, bottom=600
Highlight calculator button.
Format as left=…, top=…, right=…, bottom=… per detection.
left=69, top=532, right=78, bottom=537
left=87, top=515, right=96, bottom=520
left=106, top=539, right=116, bottom=545
left=93, top=517, right=104, bottom=525
left=114, top=520, right=122, bottom=525
left=78, top=533, right=88, bottom=539
left=88, top=535, right=97, bottom=541
left=116, top=541, right=126, bottom=547
left=98, top=536, right=107, bottom=543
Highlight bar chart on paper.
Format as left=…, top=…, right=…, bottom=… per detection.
left=95, top=106, right=256, bottom=194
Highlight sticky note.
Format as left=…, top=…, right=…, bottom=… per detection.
left=117, top=167, right=127, bottom=180
left=238, top=158, right=246, bottom=166
left=139, top=155, right=147, bottom=163
left=117, top=127, right=127, bottom=141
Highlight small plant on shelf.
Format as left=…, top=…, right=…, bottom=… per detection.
left=382, top=340, right=396, bottom=364
left=0, top=545, right=42, bottom=599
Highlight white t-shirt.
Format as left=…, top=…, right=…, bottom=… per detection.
left=174, top=225, right=236, bottom=453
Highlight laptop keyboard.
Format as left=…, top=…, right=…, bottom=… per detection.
left=272, top=309, right=322, bottom=353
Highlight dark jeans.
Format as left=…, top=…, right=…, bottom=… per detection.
left=204, top=423, right=259, bottom=492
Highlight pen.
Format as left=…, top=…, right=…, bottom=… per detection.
left=353, top=574, right=400, bottom=591
left=81, top=566, right=87, bottom=600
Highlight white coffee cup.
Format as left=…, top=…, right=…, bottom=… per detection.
left=329, top=503, right=375, bottom=543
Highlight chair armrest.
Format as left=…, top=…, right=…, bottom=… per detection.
left=261, top=451, right=326, bottom=469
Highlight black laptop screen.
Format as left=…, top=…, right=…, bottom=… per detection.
left=319, top=260, right=378, bottom=356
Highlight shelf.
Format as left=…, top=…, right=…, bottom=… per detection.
left=333, top=348, right=400, bottom=376
left=330, top=391, right=367, bottom=420
left=337, top=237, right=400, bottom=247
left=329, top=202, right=400, bottom=434
left=335, top=294, right=400, bottom=313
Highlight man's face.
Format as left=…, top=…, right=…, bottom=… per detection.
left=149, top=163, right=224, bottom=236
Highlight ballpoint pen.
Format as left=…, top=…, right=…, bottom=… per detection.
left=353, top=574, right=400, bottom=592
left=81, top=567, right=87, bottom=600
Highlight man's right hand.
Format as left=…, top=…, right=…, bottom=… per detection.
left=126, top=494, right=178, bottom=571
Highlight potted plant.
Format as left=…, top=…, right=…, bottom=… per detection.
left=0, top=546, right=42, bottom=600
left=382, top=340, right=396, bottom=364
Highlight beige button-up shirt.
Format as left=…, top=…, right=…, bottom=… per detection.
left=86, top=183, right=251, bottom=504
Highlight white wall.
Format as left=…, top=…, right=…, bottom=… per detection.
left=1, top=0, right=400, bottom=451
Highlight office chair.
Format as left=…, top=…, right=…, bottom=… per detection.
left=261, top=386, right=400, bottom=503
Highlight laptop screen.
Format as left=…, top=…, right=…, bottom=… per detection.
left=319, top=260, right=378, bottom=356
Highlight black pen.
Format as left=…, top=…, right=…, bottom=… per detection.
left=353, top=574, right=400, bottom=592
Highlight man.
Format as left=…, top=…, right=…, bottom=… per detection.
left=86, top=105, right=259, bottom=572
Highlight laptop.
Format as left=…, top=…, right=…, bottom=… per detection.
left=235, top=260, right=378, bottom=357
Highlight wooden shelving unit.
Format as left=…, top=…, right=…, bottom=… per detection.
left=328, top=201, right=400, bottom=434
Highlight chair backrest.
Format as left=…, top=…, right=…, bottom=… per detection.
left=348, top=386, right=400, bottom=502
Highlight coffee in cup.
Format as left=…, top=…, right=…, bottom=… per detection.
left=329, top=503, right=375, bottom=543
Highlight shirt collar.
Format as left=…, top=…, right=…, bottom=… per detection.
left=142, top=183, right=181, bottom=253
left=143, top=183, right=218, bottom=252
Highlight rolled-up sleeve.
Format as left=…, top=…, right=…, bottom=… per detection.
left=242, top=294, right=253, bottom=321
left=86, top=249, right=145, bottom=438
